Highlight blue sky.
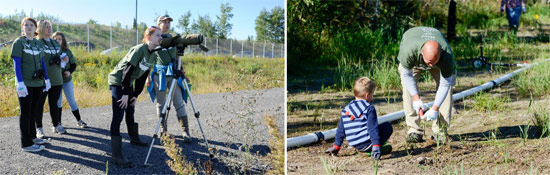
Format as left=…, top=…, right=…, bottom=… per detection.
left=0, top=0, right=284, bottom=40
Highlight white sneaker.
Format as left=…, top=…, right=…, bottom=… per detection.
left=77, top=120, right=88, bottom=128
left=36, top=128, right=45, bottom=139
left=33, top=138, right=48, bottom=145
left=22, top=144, right=45, bottom=152
left=53, top=124, right=67, bottom=134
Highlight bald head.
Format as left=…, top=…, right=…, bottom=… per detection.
left=421, top=40, right=441, bottom=67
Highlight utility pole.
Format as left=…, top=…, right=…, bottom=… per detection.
left=136, top=0, right=138, bottom=45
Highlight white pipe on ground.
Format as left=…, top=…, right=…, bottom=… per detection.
left=287, top=59, right=549, bottom=148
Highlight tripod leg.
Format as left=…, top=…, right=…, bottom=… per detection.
left=182, top=77, right=214, bottom=159
left=144, top=78, right=178, bottom=166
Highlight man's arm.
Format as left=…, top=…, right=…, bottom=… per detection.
left=398, top=64, right=419, bottom=100
left=432, top=73, right=456, bottom=110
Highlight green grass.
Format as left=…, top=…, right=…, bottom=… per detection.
left=514, top=59, right=550, bottom=97
left=0, top=46, right=283, bottom=117
left=471, top=92, right=511, bottom=112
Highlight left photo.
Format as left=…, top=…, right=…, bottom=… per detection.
left=0, top=0, right=285, bottom=174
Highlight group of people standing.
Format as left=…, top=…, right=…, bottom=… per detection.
left=12, top=15, right=193, bottom=167
left=12, top=17, right=87, bottom=152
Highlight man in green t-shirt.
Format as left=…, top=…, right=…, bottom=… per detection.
left=145, top=15, right=192, bottom=143
left=397, top=26, right=456, bottom=144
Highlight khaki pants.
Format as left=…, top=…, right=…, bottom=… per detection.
left=153, top=75, right=188, bottom=117
left=400, top=67, right=452, bottom=135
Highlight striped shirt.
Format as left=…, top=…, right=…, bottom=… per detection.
left=333, top=100, right=381, bottom=150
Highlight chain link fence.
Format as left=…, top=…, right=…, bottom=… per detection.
left=1, top=20, right=284, bottom=58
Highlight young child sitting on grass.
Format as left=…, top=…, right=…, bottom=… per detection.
left=325, top=77, right=393, bottom=159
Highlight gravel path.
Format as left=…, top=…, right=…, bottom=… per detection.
left=0, top=88, right=284, bottom=174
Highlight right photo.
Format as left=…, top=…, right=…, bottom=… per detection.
left=287, top=0, right=550, bottom=174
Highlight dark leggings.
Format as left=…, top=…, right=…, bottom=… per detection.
left=19, top=87, right=45, bottom=148
left=357, top=122, right=393, bottom=152
left=36, top=85, right=62, bottom=128
left=110, top=85, right=137, bottom=136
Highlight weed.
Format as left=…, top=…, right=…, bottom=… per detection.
left=319, top=156, right=347, bottom=174
left=472, top=92, right=510, bottom=112
left=519, top=123, right=531, bottom=145
left=531, top=107, right=550, bottom=138
left=373, top=159, right=379, bottom=175
left=161, top=133, right=200, bottom=175
left=514, top=60, right=550, bottom=97
left=209, top=89, right=279, bottom=173
left=105, top=161, right=108, bottom=175
left=320, top=156, right=331, bottom=175
left=263, top=115, right=285, bottom=175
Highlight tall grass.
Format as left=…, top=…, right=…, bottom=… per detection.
left=161, top=133, right=201, bottom=175
left=0, top=46, right=284, bottom=117
left=263, top=115, right=285, bottom=175
left=472, top=93, right=511, bottom=112
left=514, top=59, right=550, bottom=97
left=333, top=27, right=402, bottom=96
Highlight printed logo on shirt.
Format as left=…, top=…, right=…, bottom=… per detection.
left=23, top=48, right=41, bottom=55
left=43, top=45, right=59, bottom=54
left=138, top=57, right=153, bottom=71
left=420, top=27, right=437, bottom=40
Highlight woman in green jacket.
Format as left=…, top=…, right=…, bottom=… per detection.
left=53, top=31, right=88, bottom=128
left=107, top=26, right=162, bottom=167
left=11, top=17, right=50, bottom=152
left=35, top=20, right=66, bottom=139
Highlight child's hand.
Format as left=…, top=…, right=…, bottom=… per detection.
left=371, top=145, right=381, bottom=160
left=325, top=146, right=340, bottom=156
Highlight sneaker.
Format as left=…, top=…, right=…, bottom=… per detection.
left=407, top=132, right=424, bottom=143
left=36, top=128, right=45, bottom=139
left=53, top=124, right=67, bottom=134
left=77, top=120, right=88, bottom=128
left=33, top=138, right=48, bottom=145
left=22, top=144, right=45, bottom=152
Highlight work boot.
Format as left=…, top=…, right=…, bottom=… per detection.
left=128, top=123, right=147, bottom=146
left=407, top=132, right=424, bottom=143
left=110, top=135, right=132, bottom=167
left=178, top=116, right=192, bottom=143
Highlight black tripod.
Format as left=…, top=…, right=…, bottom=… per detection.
left=144, top=45, right=213, bottom=166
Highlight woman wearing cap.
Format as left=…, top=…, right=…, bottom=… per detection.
left=107, top=26, right=161, bottom=167
left=11, top=17, right=50, bottom=152
left=53, top=31, right=88, bottom=128
left=146, top=15, right=192, bottom=143
left=35, top=20, right=66, bottom=139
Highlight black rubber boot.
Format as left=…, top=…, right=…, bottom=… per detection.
left=128, top=123, right=147, bottom=146
left=111, top=135, right=132, bottom=167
